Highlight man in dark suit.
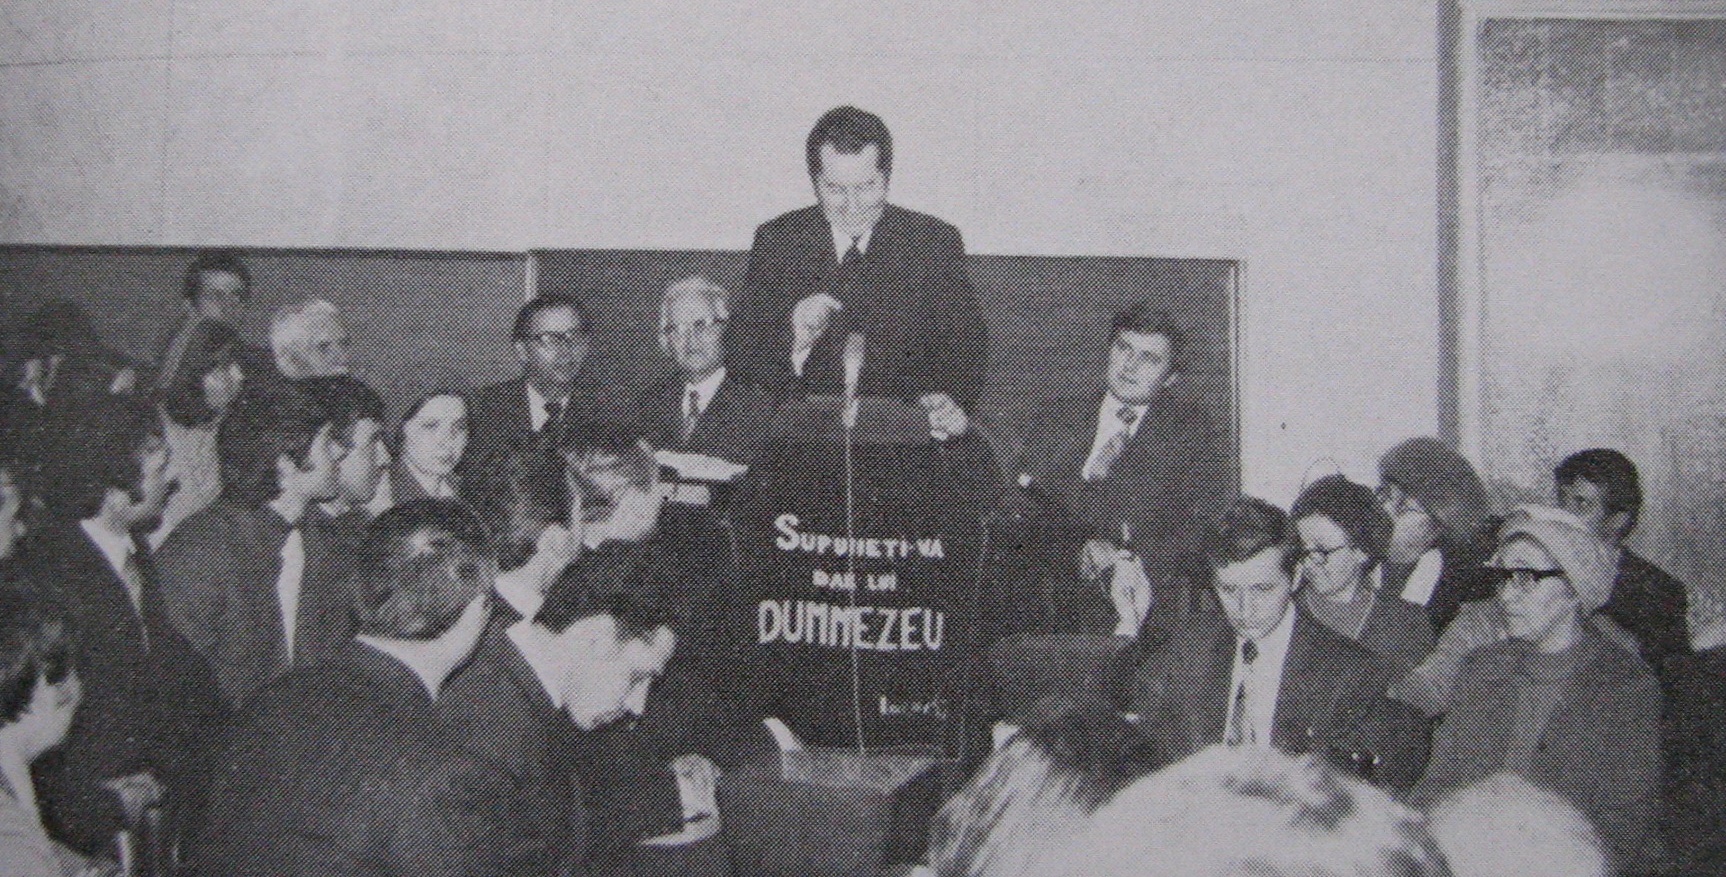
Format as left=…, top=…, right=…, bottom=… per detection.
left=466, top=295, right=632, bottom=475
left=14, top=396, right=222, bottom=855
left=439, top=584, right=679, bottom=877
left=1554, top=448, right=1691, bottom=675
left=730, top=105, right=988, bottom=438
left=195, top=500, right=541, bottom=877
left=1002, top=303, right=1230, bottom=640
left=640, top=275, right=779, bottom=466
left=155, top=382, right=353, bottom=711
left=1129, top=498, right=1430, bottom=791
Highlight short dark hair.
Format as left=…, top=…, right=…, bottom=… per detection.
left=805, top=106, right=893, bottom=180
left=533, top=583, right=676, bottom=641
left=218, top=382, right=333, bottom=507
left=1206, top=496, right=1296, bottom=576
left=352, top=499, right=493, bottom=640
left=32, top=396, right=161, bottom=520
left=511, top=294, right=592, bottom=341
left=1110, top=302, right=1187, bottom=374
left=0, top=587, right=75, bottom=726
left=1554, top=448, right=1642, bottom=536
left=565, top=431, right=657, bottom=518
left=159, top=321, right=243, bottom=428
left=468, top=448, right=571, bottom=573
left=298, top=375, right=386, bottom=446
left=182, top=249, right=251, bottom=302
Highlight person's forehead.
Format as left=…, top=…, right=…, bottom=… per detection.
left=818, top=143, right=883, bottom=182
left=1498, top=537, right=1556, bottom=568
left=527, top=305, right=580, bottom=334
left=1295, top=513, right=1350, bottom=546
left=197, top=270, right=246, bottom=293
left=1558, top=478, right=1603, bottom=502
left=665, top=293, right=721, bottom=324
left=1113, top=330, right=1172, bottom=356
left=1214, top=548, right=1288, bottom=586
left=411, top=395, right=466, bottom=421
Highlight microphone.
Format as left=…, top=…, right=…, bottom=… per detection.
left=842, top=332, right=865, bottom=431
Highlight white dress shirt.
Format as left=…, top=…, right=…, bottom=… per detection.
left=830, top=225, right=875, bottom=262
left=1081, top=393, right=1150, bottom=480
left=683, top=367, right=727, bottom=423
left=80, top=518, right=144, bottom=619
left=276, top=527, right=306, bottom=662
left=1222, top=605, right=1297, bottom=747
left=525, top=383, right=569, bottom=433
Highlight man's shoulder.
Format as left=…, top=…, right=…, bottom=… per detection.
left=755, top=205, right=826, bottom=238
left=158, top=500, right=253, bottom=556
left=879, top=203, right=960, bottom=238
left=1619, top=549, right=1686, bottom=591
left=1292, top=609, right=1387, bottom=679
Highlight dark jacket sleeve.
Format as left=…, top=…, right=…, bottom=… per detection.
left=906, top=222, right=987, bottom=408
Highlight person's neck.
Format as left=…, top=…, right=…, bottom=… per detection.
left=85, top=507, right=133, bottom=542
left=355, top=635, right=464, bottom=699
left=494, top=562, right=552, bottom=613
left=319, top=497, right=353, bottom=518
left=529, top=378, right=572, bottom=402
left=1533, top=617, right=1583, bottom=654
left=683, top=364, right=722, bottom=386
left=0, top=727, right=41, bottom=818
left=268, top=491, right=311, bottom=526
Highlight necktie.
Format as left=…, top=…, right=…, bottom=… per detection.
left=1084, top=406, right=1139, bottom=482
left=1227, top=639, right=1259, bottom=746
left=840, top=236, right=862, bottom=267
left=682, top=386, right=702, bottom=441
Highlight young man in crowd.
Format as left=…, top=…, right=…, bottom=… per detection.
left=155, top=382, right=353, bottom=711
left=1128, top=497, right=1430, bottom=790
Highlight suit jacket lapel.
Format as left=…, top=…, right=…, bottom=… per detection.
left=1186, top=624, right=1236, bottom=751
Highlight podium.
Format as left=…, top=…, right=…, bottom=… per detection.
left=730, top=394, right=989, bottom=752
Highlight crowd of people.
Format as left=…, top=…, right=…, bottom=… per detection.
left=0, top=105, right=1720, bottom=877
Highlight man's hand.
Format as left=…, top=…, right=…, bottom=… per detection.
left=102, top=772, right=164, bottom=826
left=790, top=294, right=844, bottom=356
left=1078, top=538, right=1119, bottom=581
left=640, top=754, right=723, bottom=847
left=918, top=392, right=969, bottom=440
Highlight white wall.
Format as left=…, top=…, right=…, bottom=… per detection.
left=0, top=1, right=1442, bottom=501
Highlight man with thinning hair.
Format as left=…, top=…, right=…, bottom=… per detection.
left=268, top=299, right=352, bottom=381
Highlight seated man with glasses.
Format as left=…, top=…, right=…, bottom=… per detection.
left=1411, top=506, right=1660, bottom=873
left=638, top=276, right=778, bottom=468
left=465, top=295, right=634, bottom=476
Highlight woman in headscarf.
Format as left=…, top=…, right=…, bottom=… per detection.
left=1410, top=506, right=1660, bottom=872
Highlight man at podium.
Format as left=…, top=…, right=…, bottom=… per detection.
left=730, top=105, right=988, bottom=442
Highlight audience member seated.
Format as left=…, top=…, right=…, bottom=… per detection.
left=153, top=250, right=250, bottom=395
left=0, top=588, right=119, bottom=877
left=1290, top=475, right=1435, bottom=676
left=439, top=581, right=677, bottom=877
left=1426, top=773, right=1609, bottom=877
left=1389, top=506, right=1645, bottom=718
left=155, top=383, right=353, bottom=712
left=1027, top=745, right=1448, bottom=877
left=466, top=295, right=630, bottom=475
left=1127, top=497, right=1430, bottom=791
left=639, top=276, right=779, bottom=468
left=14, top=397, right=221, bottom=856
left=194, top=499, right=534, bottom=877
left=268, top=299, right=352, bottom=382
left=925, top=703, right=1157, bottom=877
left=388, top=390, right=470, bottom=503
left=1554, top=448, right=1691, bottom=675
left=1658, top=590, right=1726, bottom=877
left=1410, top=506, right=1660, bottom=872
left=1376, top=437, right=1496, bottom=632
left=1001, top=303, right=1229, bottom=641
left=148, top=320, right=246, bottom=549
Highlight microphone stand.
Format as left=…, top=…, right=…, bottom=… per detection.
left=842, top=334, right=866, bottom=755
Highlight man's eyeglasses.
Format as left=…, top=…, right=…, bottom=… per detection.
left=1488, top=567, right=1567, bottom=592
left=522, top=330, right=588, bottom=348
left=661, top=319, right=727, bottom=338
left=1297, top=544, right=1350, bottom=566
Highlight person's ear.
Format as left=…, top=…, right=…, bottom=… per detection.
left=1603, top=510, right=1633, bottom=543
left=276, top=453, right=303, bottom=488
left=513, top=340, right=530, bottom=364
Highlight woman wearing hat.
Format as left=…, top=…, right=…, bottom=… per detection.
left=1411, top=506, right=1660, bottom=872
left=1375, top=437, right=1498, bottom=632
left=1290, top=476, right=1435, bottom=676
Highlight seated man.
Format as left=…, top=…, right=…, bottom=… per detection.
left=1128, top=497, right=1429, bottom=791
left=639, top=275, right=778, bottom=467
left=1554, top=448, right=1690, bottom=674
left=1004, top=303, right=1229, bottom=641
left=156, top=383, right=352, bottom=711
left=194, top=500, right=530, bottom=877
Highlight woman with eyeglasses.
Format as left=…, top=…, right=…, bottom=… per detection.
left=1290, top=476, right=1435, bottom=676
left=1410, top=506, right=1660, bottom=873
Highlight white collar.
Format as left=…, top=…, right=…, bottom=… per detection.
left=79, top=517, right=135, bottom=571
left=492, top=568, right=545, bottom=622
left=684, top=367, right=728, bottom=412
left=831, top=224, right=877, bottom=261
left=1096, top=393, right=1150, bottom=429
left=1240, top=601, right=1298, bottom=668
left=506, top=618, right=569, bottom=709
left=525, top=383, right=569, bottom=429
